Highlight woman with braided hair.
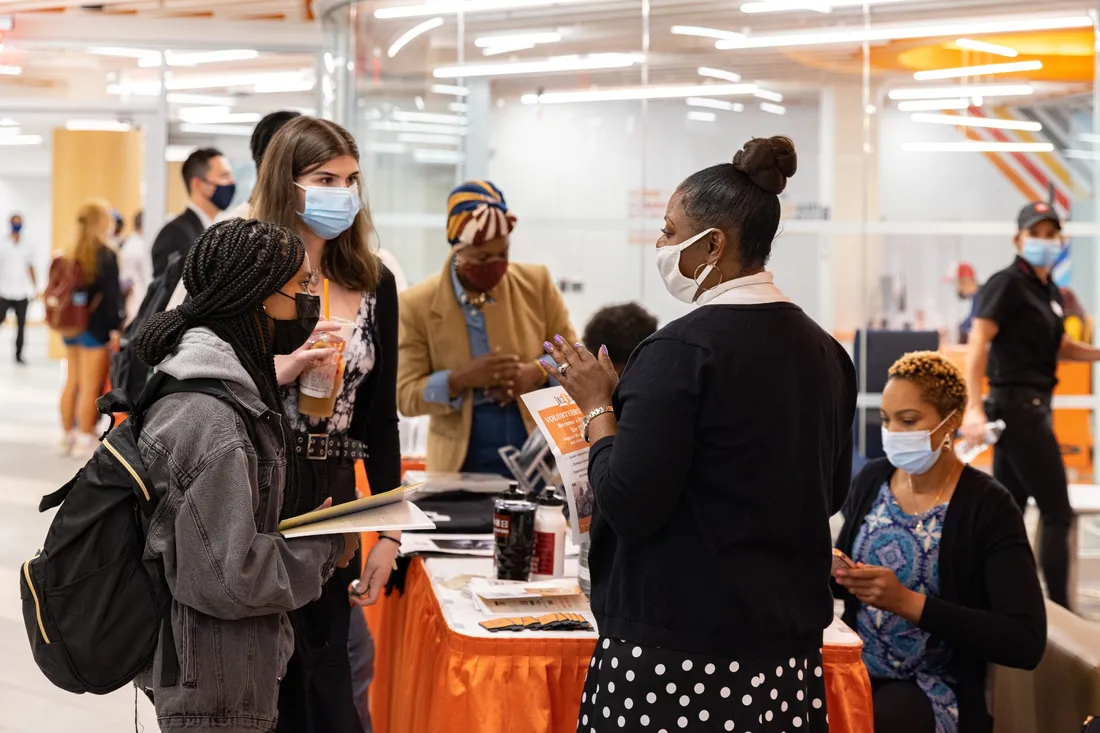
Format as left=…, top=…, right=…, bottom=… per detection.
left=132, top=218, right=359, bottom=733
left=835, top=351, right=1045, bottom=733
left=250, top=115, right=400, bottom=733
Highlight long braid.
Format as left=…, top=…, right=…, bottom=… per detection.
left=134, top=219, right=305, bottom=516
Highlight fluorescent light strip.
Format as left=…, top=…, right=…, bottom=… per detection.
left=368, top=142, right=408, bottom=154
left=1064, top=149, right=1100, bottom=161
left=483, top=43, right=536, bottom=56
left=754, top=89, right=784, bottom=102
left=66, top=119, right=132, bottom=131
left=0, top=135, right=42, bottom=146
left=413, top=148, right=466, bottom=163
left=178, top=110, right=262, bottom=125
left=431, top=84, right=469, bottom=96
left=373, top=121, right=469, bottom=135
left=888, top=84, right=1031, bottom=100
left=166, top=72, right=311, bottom=91
left=760, top=102, right=786, bottom=115
left=698, top=66, right=742, bottom=83
left=0, top=65, right=22, bottom=76
left=671, top=25, right=745, bottom=42
left=375, top=0, right=582, bottom=19
left=167, top=93, right=238, bottom=106
left=955, top=38, right=1017, bottom=57
left=521, top=83, right=756, bottom=105
left=687, top=97, right=744, bottom=111
left=687, top=111, right=717, bottom=122
left=896, top=98, right=972, bottom=111
left=253, top=80, right=316, bottom=94
left=475, top=31, right=561, bottom=47
left=138, top=49, right=259, bottom=68
left=388, top=17, right=445, bottom=58
left=911, top=112, right=1041, bottom=131
left=89, top=46, right=155, bottom=59
left=107, top=82, right=162, bottom=96
left=392, top=111, right=468, bottom=124
left=902, top=141, right=1053, bottom=152
left=179, top=123, right=254, bottom=136
left=0, top=126, right=21, bottom=136
left=397, top=133, right=462, bottom=144
left=1075, top=133, right=1100, bottom=145
left=913, top=60, right=1041, bottom=80
left=434, top=54, right=637, bottom=78
left=716, top=15, right=1092, bottom=50
left=448, top=102, right=469, bottom=112
left=741, top=0, right=906, bottom=11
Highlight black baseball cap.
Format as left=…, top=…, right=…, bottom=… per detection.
left=1017, top=201, right=1061, bottom=232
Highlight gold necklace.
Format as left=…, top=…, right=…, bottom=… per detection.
left=905, top=464, right=958, bottom=533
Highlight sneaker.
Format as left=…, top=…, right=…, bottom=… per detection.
left=58, top=431, right=76, bottom=457
left=73, top=433, right=99, bottom=461
left=15, top=355, right=25, bottom=365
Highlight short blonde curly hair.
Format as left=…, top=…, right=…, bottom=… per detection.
left=887, top=351, right=968, bottom=418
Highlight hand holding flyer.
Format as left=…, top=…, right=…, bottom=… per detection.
left=520, top=386, right=594, bottom=543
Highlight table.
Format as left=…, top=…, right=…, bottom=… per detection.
left=1064, top=484, right=1100, bottom=612
left=360, top=553, right=874, bottom=733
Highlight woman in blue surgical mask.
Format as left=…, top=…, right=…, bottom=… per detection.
left=835, top=351, right=1044, bottom=733
left=251, top=116, right=401, bottom=733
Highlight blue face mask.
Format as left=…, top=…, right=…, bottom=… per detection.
left=296, top=183, right=361, bottom=240
left=881, top=411, right=955, bottom=476
left=1020, top=237, right=1062, bottom=269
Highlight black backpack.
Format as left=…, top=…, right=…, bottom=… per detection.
left=19, top=372, right=245, bottom=694
left=110, top=251, right=184, bottom=402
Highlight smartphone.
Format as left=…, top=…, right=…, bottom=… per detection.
left=831, top=548, right=857, bottom=577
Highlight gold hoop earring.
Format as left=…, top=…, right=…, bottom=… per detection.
left=693, top=263, right=724, bottom=291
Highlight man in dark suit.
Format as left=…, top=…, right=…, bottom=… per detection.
left=151, top=147, right=235, bottom=277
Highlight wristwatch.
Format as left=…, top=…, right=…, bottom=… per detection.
left=582, top=405, right=615, bottom=443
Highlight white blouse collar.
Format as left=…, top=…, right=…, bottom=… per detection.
left=694, top=271, right=792, bottom=308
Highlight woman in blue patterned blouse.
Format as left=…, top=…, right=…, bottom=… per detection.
left=834, top=351, right=1046, bottom=733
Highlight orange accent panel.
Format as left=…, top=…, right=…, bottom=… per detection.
left=962, top=127, right=1040, bottom=202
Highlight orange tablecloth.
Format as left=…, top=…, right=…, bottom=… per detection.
left=362, top=557, right=874, bottom=733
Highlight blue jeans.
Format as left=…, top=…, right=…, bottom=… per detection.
left=63, top=331, right=107, bottom=348
left=461, top=402, right=528, bottom=474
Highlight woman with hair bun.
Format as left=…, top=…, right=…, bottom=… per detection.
left=546, top=136, right=856, bottom=731
left=835, top=351, right=1045, bottom=733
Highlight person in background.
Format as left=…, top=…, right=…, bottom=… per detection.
left=548, top=136, right=854, bottom=732
left=836, top=351, right=1045, bottom=733
left=0, top=213, right=36, bottom=364
left=251, top=115, right=400, bottom=733
left=131, top=218, right=360, bottom=733
left=397, top=181, right=576, bottom=475
left=1060, top=286, right=1090, bottom=343
left=110, top=209, right=125, bottom=247
left=151, top=147, right=234, bottom=278
left=119, top=210, right=151, bottom=327
left=962, top=202, right=1100, bottom=609
left=582, top=302, right=658, bottom=377
left=219, top=110, right=303, bottom=222
left=955, top=262, right=980, bottom=344
left=58, top=200, right=121, bottom=459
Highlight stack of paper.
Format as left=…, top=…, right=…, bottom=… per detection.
left=402, top=471, right=515, bottom=495
left=468, top=577, right=591, bottom=616
left=278, top=484, right=436, bottom=539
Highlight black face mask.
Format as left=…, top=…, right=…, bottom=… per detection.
left=267, top=292, right=320, bottom=355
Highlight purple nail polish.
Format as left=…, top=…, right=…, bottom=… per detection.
left=575, top=342, right=584, bottom=350
left=544, top=341, right=553, bottom=351
left=600, top=345, right=609, bottom=357
left=554, top=334, right=564, bottom=344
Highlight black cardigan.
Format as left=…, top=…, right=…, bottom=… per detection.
left=835, top=459, right=1047, bottom=733
left=347, top=266, right=401, bottom=495
left=86, top=246, right=122, bottom=344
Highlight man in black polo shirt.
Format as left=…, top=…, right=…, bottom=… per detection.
left=963, top=202, right=1100, bottom=609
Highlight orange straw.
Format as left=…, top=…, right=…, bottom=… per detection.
left=323, top=278, right=330, bottom=321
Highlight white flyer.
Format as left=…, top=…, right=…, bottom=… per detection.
left=520, top=386, right=593, bottom=544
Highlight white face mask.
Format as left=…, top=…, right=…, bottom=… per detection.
left=656, top=227, right=718, bottom=304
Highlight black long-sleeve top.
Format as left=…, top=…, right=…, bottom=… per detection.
left=835, top=459, right=1047, bottom=733
left=587, top=302, right=857, bottom=658
left=86, top=246, right=122, bottom=344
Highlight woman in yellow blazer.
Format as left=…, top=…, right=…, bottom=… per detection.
left=398, top=181, right=577, bottom=473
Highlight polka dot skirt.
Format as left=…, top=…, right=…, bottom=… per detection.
left=577, top=637, right=828, bottom=733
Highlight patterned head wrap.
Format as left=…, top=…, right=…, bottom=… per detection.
left=446, top=180, right=517, bottom=247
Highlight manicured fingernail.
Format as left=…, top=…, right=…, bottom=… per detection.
left=600, top=345, right=609, bottom=357
left=544, top=341, right=553, bottom=351
left=575, top=342, right=584, bottom=350
left=554, top=334, right=564, bottom=344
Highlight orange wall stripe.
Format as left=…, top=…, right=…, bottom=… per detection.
left=964, top=127, right=1041, bottom=202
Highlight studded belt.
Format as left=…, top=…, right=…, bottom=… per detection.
left=293, top=433, right=369, bottom=461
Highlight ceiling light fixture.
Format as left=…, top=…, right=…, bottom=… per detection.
left=913, top=59, right=1041, bottom=80
left=375, top=0, right=583, bottom=20
left=388, top=17, right=445, bottom=58
left=698, top=66, right=742, bottom=83
left=687, top=97, right=744, bottom=111
left=521, top=82, right=756, bottom=104
left=954, top=38, right=1017, bottom=57
left=368, top=142, right=409, bottom=154
left=166, top=93, right=238, bottom=106
left=754, top=89, right=784, bottom=102
left=759, top=102, right=786, bottom=115
left=397, top=133, right=462, bottom=144
left=483, top=43, right=536, bottom=56
left=740, top=0, right=906, bottom=12
left=373, top=121, right=469, bottom=135
left=165, top=145, right=195, bottom=162
left=166, top=71, right=312, bottom=92
left=1064, top=149, right=1100, bottom=161
left=66, top=119, right=132, bottom=131
left=0, top=126, right=21, bottom=135
left=178, top=108, right=262, bottom=125
left=888, top=83, right=1031, bottom=100
left=431, top=83, right=469, bottom=96
left=179, top=123, right=254, bottom=136
left=911, top=112, right=1041, bottom=131
left=715, top=15, right=1092, bottom=49
left=392, top=110, right=468, bottom=124
left=252, top=79, right=316, bottom=94
left=89, top=46, right=156, bottom=59
left=434, top=53, right=638, bottom=78
left=475, top=31, right=561, bottom=47
left=0, top=134, right=43, bottom=146
left=902, top=141, right=1053, bottom=152
left=139, top=49, right=259, bottom=68
left=896, top=98, right=973, bottom=111
left=687, top=111, right=718, bottom=122
left=0, top=65, right=22, bottom=76
left=672, top=25, right=745, bottom=42
left=449, top=102, right=468, bottom=112
left=107, top=81, right=162, bottom=96
left=413, top=148, right=466, bottom=163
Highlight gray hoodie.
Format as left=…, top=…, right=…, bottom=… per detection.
left=136, top=327, right=341, bottom=732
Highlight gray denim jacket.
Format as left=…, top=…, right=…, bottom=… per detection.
left=135, top=328, right=341, bottom=733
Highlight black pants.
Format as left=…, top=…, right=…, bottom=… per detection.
left=277, top=456, right=363, bottom=733
left=870, top=679, right=936, bottom=733
left=988, top=388, right=1072, bottom=608
left=0, top=297, right=28, bottom=359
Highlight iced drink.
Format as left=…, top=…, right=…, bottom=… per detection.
left=298, top=319, right=353, bottom=418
